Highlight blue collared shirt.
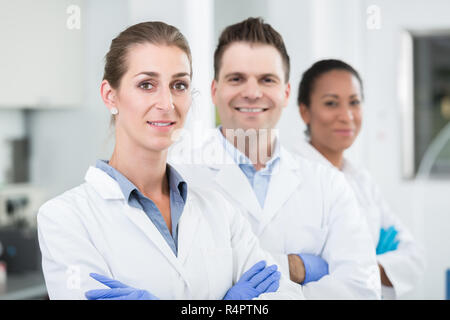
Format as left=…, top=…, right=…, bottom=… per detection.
left=218, top=127, right=280, bottom=208
left=96, top=160, right=187, bottom=256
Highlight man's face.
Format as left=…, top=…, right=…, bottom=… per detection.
left=212, top=42, right=290, bottom=132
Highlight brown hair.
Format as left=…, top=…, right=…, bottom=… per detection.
left=103, top=21, right=192, bottom=89
left=213, top=17, right=290, bottom=82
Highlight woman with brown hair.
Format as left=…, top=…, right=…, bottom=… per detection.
left=37, top=21, right=304, bottom=300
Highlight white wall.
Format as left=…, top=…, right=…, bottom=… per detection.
left=29, top=0, right=129, bottom=198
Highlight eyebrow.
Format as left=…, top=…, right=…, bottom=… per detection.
left=321, top=94, right=360, bottom=99
left=224, top=72, right=281, bottom=80
left=133, top=71, right=191, bottom=78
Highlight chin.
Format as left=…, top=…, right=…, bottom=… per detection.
left=144, top=140, right=172, bottom=153
left=338, top=140, right=355, bottom=151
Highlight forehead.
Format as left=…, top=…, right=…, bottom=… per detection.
left=219, top=42, right=285, bottom=78
left=313, top=70, right=362, bottom=95
left=124, top=43, right=191, bottom=76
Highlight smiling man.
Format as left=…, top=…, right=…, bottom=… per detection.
left=172, top=17, right=381, bottom=299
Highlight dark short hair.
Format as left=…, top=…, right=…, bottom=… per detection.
left=213, top=17, right=290, bottom=82
left=297, top=59, right=364, bottom=107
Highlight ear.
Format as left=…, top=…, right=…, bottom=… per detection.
left=299, top=103, right=311, bottom=125
left=100, top=80, right=117, bottom=112
left=211, top=79, right=218, bottom=106
left=282, top=82, right=291, bottom=108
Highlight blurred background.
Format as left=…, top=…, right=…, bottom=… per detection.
left=0, top=0, right=449, bottom=299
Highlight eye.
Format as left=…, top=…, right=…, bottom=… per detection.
left=324, top=100, right=338, bottom=107
left=261, top=77, right=276, bottom=84
left=350, top=99, right=360, bottom=107
left=172, top=81, right=189, bottom=92
left=139, top=81, right=154, bottom=90
left=228, top=76, right=242, bottom=83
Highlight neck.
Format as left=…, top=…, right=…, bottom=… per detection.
left=221, top=127, right=276, bottom=171
left=310, top=140, right=344, bottom=170
left=109, top=133, right=169, bottom=198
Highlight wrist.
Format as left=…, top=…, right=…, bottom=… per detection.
left=288, top=254, right=306, bottom=284
left=378, top=263, right=393, bottom=287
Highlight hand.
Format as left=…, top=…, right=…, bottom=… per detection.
left=376, top=226, right=399, bottom=255
left=297, top=253, right=329, bottom=284
left=85, top=273, right=159, bottom=300
left=223, top=260, right=281, bottom=300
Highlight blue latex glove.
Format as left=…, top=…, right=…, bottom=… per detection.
left=298, top=253, right=329, bottom=284
left=85, top=273, right=159, bottom=300
left=223, top=260, right=281, bottom=300
left=376, top=226, right=400, bottom=255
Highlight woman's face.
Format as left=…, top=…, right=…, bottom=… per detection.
left=103, top=43, right=192, bottom=153
left=300, top=69, right=362, bottom=154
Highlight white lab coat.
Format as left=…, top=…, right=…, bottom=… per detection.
left=291, top=139, right=425, bottom=299
left=170, top=130, right=381, bottom=299
left=37, top=166, right=305, bottom=300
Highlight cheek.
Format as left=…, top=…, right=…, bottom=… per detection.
left=222, top=88, right=239, bottom=106
left=175, top=94, right=192, bottom=118
left=354, top=110, right=363, bottom=130
left=118, top=87, right=146, bottom=112
left=311, top=110, right=335, bottom=128
left=267, top=87, right=286, bottom=104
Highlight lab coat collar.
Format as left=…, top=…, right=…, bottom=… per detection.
left=294, top=139, right=365, bottom=180
left=294, top=139, right=335, bottom=169
left=202, top=132, right=303, bottom=224
left=256, top=147, right=302, bottom=234
left=85, top=166, right=125, bottom=200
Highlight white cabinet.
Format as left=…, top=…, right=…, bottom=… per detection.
left=0, top=0, right=83, bottom=108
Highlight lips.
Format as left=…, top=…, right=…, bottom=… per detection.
left=234, top=107, right=269, bottom=113
left=147, top=121, right=176, bottom=127
left=334, top=129, right=354, bottom=136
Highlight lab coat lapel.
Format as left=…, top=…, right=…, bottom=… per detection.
left=202, top=134, right=262, bottom=219
left=176, top=195, right=201, bottom=266
left=258, top=148, right=302, bottom=234
left=214, top=164, right=262, bottom=218
left=215, top=164, right=262, bottom=218
left=122, top=205, right=176, bottom=262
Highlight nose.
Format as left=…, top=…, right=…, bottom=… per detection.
left=154, top=86, right=174, bottom=112
left=242, top=78, right=262, bottom=100
left=338, top=105, right=354, bottom=122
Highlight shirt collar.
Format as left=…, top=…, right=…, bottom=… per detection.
left=95, top=160, right=187, bottom=204
left=217, top=126, right=281, bottom=170
left=167, top=163, right=188, bottom=203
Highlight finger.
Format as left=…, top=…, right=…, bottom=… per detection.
left=85, top=287, right=134, bottom=300
left=379, top=228, right=386, bottom=240
left=390, top=240, right=400, bottom=251
left=376, top=229, right=386, bottom=253
left=89, top=273, right=128, bottom=289
left=264, top=279, right=280, bottom=293
left=384, top=227, right=398, bottom=248
left=255, top=271, right=281, bottom=293
left=97, top=293, right=134, bottom=300
left=239, top=260, right=267, bottom=282
left=249, top=264, right=278, bottom=287
left=379, top=227, right=396, bottom=250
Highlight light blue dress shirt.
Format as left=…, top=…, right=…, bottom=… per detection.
left=218, top=127, right=280, bottom=208
left=96, top=160, right=187, bottom=256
